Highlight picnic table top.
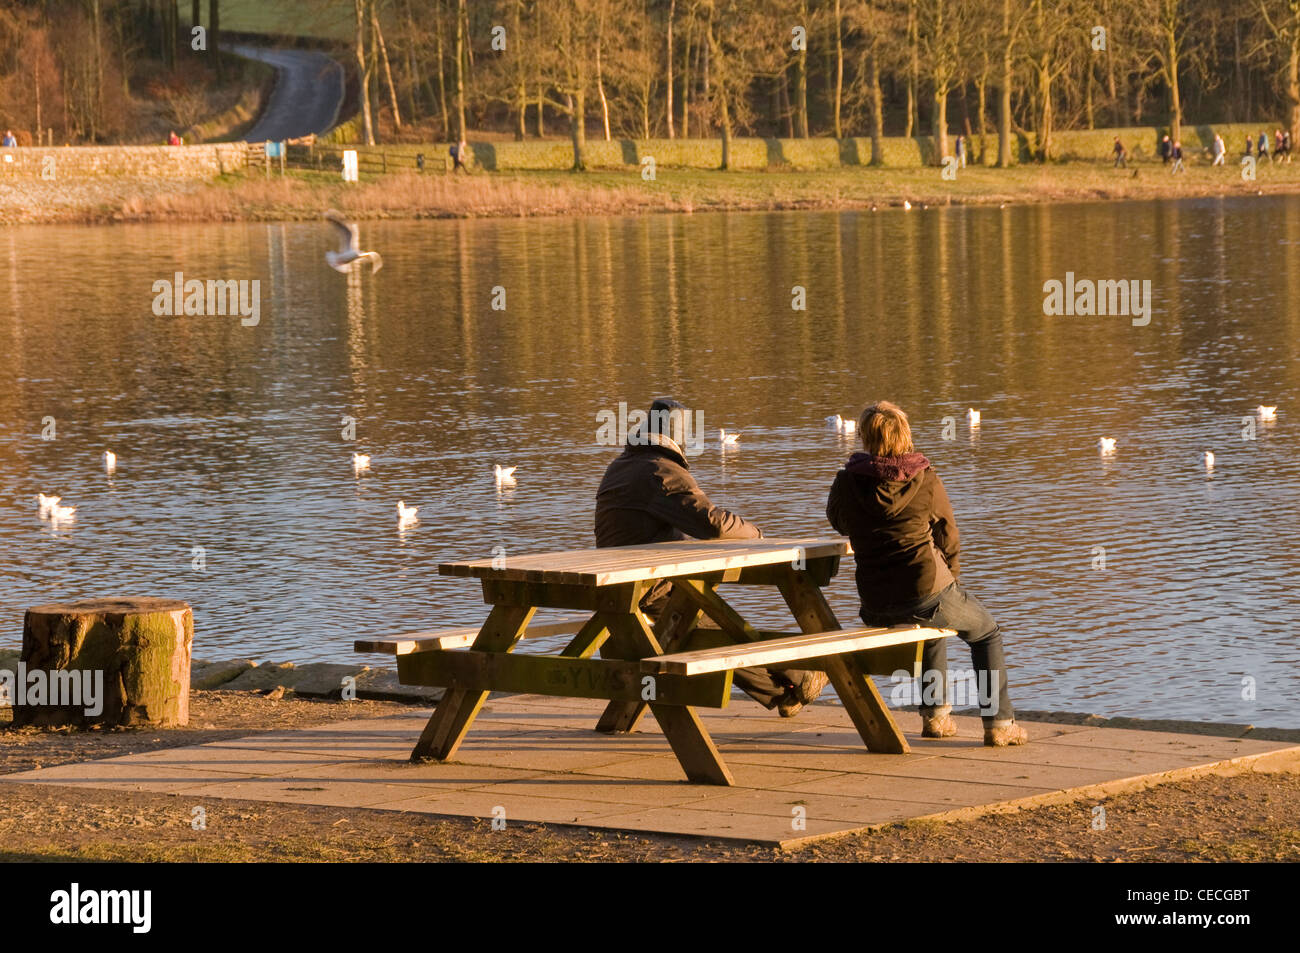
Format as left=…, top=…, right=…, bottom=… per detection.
left=438, top=536, right=852, bottom=587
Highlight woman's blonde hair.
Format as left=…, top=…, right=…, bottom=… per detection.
left=858, top=401, right=914, bottom=456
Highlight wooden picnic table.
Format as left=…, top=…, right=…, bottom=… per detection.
left=373, top=537, right=949, bottom=786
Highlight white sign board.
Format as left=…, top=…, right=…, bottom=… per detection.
left=342, top=150, right=358, bottom=182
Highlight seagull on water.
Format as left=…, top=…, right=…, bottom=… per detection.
left=37, top=493, right=60, bottom=518
left=825, top=414, right=856, bottom=434
left=397, top=501, right=418, bottom=525
left=494, top=465, right=517, bottom=484
left=103, top=450, right=116, bottom=473
left=324, top=210, right=383, bottom=274
left=719, top=429, right=740, bottom=446
left=1204, top=451, right=1215, bottom=469
left=1257, top=405, right=1277, bottom=421
left=352, top=453, right=371, bottom=471
left=50, top=503, right=76, bottom=521
left=968, top=408, right=981, bottom=426
left=1098, top=437, right=1117, bottom=453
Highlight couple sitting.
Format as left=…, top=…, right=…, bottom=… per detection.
left=594, top=397, right=1028, bottom=747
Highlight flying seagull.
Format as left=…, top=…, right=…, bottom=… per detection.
left=324, top=210, right=383, bottom=274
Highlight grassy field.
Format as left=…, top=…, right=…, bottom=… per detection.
left=189, top=0, right=353, bottom=40
left=3, top=157, right=1297, bottom=225
left=115, top=159, right=1300, bottom=223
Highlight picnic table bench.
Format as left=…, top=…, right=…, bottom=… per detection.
left=355, top=538, right=954, bottom=786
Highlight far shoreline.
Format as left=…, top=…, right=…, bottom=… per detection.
left=3, top=162, right=1299, bottom=227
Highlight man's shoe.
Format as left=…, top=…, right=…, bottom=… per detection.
left=777, top=687, right=803, bottom=718
left=920, top=707, right=958, bottom=738
left=983, top=720, right=1029, bottom=747
left=793, top=670, right=830, bottom=706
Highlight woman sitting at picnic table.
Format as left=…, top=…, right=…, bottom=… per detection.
left=826, top=401, right=1028, bottom=747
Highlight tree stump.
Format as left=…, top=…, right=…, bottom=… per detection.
left=11, top=598, right=192, bottom=728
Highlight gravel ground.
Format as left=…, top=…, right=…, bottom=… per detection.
left=1, top=692, right=1297, bottom=862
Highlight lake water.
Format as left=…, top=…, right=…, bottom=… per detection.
left=2, top=199, right=1297, bottom=725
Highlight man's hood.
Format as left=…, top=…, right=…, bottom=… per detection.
left=842, top=452, right=932, bottom=519
left=625, top=430, right=689, bottom=467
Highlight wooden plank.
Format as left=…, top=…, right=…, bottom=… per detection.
left=397, top=650, right=731, bottom=708
left=776, top=568, right=911, bottom=755
left=354, top=612, right=590, bottom=655
left=559, top=613, right=612, bottom=659
left=439, top=538, right=851, bottom=587
left=408, top=604, right=533, bottom=763
left=642, top=625, right=953, bottom=675
left=673, top=579, right=765, bottom=643
left=603, top=612, right=735, bottom=785
left=480, top=579, right=646, bottom=612
left=596, top=590, right=701, bottom=734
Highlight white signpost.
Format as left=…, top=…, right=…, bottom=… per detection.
left=342, top=150, right=358, bottom=182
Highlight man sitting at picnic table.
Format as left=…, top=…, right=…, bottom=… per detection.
left=595, top=398, right=829, bottom=717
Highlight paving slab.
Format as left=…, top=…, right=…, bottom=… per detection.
left=3, top=694, right=1295, bottom=846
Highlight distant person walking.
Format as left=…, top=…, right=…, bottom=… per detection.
left=1113, top=136, right=1127, bottom=168
left=1, top=130, right=16, bottom=148
left=1170, top=140, right=1185, bottom=174
left=1160, top=134, right=1172, bottom=164
left=1276, top=129, right=1285, bottom=160
left=167, top=130, right=182, bottom=146
left=1245, top=135, right=1253, bottom=157
left=1258, top=131, right=1270, bottom=163
left=1212, top=133, right=1225, bottom=167
left=450, top=139, right=470, bottom=174
left=955, top=134, right=965, bottom=168
left=1284, top=130, right=1293, bottom=162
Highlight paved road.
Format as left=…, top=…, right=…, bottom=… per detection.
left=229, top=45, right=346, bottom=142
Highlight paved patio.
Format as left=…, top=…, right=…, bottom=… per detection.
left=4, top=695, right=1296, bottom=846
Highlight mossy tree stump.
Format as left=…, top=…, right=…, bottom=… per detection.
left=13, top=598, right=192, bottom=728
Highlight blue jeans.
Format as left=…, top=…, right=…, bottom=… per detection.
left=860, top=582, right=1015, bottom=724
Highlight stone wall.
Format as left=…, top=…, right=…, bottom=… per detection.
left=0, top=143, right=250, bottom=179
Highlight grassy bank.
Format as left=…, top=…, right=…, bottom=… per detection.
left=3, top=159, right=1299, bottom=226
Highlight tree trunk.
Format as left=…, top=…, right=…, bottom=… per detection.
left=1166, top=25, right=1181, bottom=145
left=906, top=0, right=918, bottom=138
left=666, top=0, right=675, bottom=138
left=436, top=7, right=448, bottom=140
left=355, top=0, right=374, bottom=145
left=12, top=598, right=192, bottom=729
left=933, top=87, right=948, bottom=163
left=455, top=0, right=467, bottom=142
left=373, top=4, right=402, bottom=130
left=209, top=0, right=222, bottom=81
left=680, top=19, right=691, bottom=138
left=976, top=76, right=987, bottom=162
left=536, top=83, right=545, bottom=136
left=1037, top=57, right=1052, bottom=160
left=596, top=31, right=611, bottom=140
left=514, top=0, right=525, bottom=139
left=832, top=0, right=843, bottom=139
left=780, top=68, right=793, bottom=137
left=795, top=1, right=809, bottom=137
left=1288, top=38, right=1300, bottom=145
left=570, top=89, right=587, bottom=170
left=869, top=47, right=883, bottom=165
left=995, top=0, right=1012, bottom=167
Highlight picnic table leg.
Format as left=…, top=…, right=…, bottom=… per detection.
left=777, top=570, right=911, bottom=755
left=603, top=612, right=735, bottom=786
left=410, top=604, right=535, bottom=762
left=594, top=589, right=699, bottom=734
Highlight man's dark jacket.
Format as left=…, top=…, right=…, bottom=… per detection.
left=595, top=436, right=760, bottom=547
